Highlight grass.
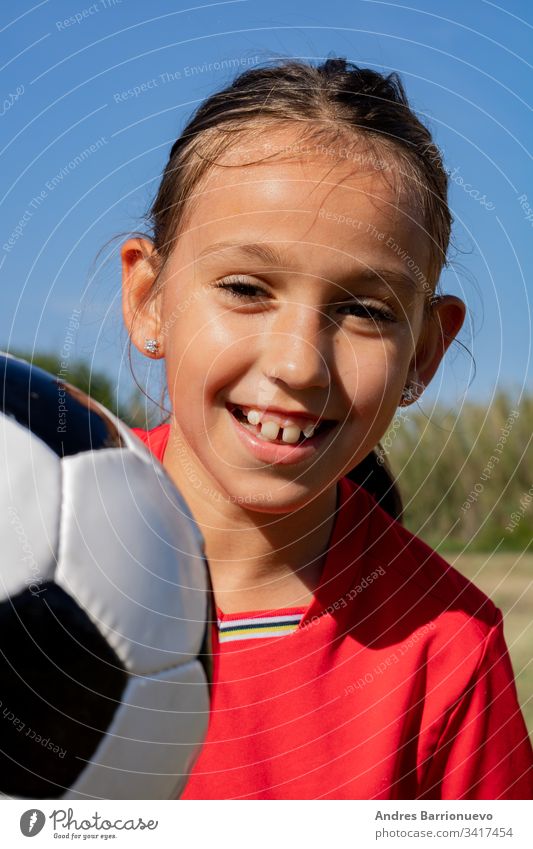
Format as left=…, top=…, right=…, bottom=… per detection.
left=450, top=552, right=532, bottom=738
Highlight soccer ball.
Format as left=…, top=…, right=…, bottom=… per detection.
left=0, top=353, right=210, bottom=800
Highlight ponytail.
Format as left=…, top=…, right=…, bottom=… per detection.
left=347, top=446, right=403, bottom=522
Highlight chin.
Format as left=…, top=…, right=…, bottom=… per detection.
left=221, top=477, right=331, bottom=515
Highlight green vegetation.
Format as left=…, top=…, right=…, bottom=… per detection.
left=386, top=391, right=533, bottom=553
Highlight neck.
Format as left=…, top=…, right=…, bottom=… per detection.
left=162, top=424, right=339, bottom=613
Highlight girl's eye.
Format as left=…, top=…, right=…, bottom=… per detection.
left=336, top=301, right=397, bottom=324
left=214, top=277, right=267, bottom=300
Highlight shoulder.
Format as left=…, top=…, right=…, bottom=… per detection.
left=343, top=479, right=498, bottom=641
left=131, top=423, right=170, bottom=462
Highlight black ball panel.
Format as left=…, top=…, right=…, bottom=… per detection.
left=0, top=354, right=122, bottom=457
left=0, top=583, right=127, bottom=798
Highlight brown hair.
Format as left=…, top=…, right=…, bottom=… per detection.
left=141, top=57, right=455, bottom=522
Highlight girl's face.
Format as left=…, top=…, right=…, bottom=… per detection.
left=123, top=128, right=464, bottom=512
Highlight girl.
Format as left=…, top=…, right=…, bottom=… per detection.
left=120, top=58, right=532, bottom=799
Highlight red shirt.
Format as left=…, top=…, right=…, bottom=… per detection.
left=134, top=425, right=533, bottom=799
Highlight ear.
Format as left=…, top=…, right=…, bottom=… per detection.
left=403, top=295, right=466, bottom=405
left=121, top=238, right=163, bottom=358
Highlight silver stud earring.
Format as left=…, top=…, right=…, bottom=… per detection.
left=400, top=378, right=425, bottom=405
left=144, top=339, right=160, bottom=356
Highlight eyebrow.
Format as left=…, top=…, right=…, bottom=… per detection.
left=198, top=240, right=284, bottom=267
left=197, top=240, right=424, bottom=294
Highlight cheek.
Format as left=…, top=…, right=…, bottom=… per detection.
left=164, top=306, right=255, bottom=405
left=336, top=336, right=408, bottom=407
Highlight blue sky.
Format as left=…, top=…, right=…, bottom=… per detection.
left=1, top=0, right=531, bottom=411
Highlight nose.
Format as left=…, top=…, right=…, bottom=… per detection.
left=259, top=302, right=331, bottom=391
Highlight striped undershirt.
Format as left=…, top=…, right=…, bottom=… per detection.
left=217, top=609, right=307, bottom=643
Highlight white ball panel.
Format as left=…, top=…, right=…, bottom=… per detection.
left=90, top=405, right=204, bottom=550
left=56, top=449, right=208, bottom=674
left=64, top=660, right=209, bottom=800
left=0, top=415, right=60, bottom=598
left=87, top=398, right=149, bottom=463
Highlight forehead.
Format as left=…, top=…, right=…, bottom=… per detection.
left=178, top=126, right=430, bottom=282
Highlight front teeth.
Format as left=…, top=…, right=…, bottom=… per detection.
left=260, top=420, right=281, bottom=441
left=279, top=424, right=301, bottom=444
left=244, top=409, right=317, bottom=443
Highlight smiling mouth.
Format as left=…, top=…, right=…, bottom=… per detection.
left=228, top=404, right=336, bottom=445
